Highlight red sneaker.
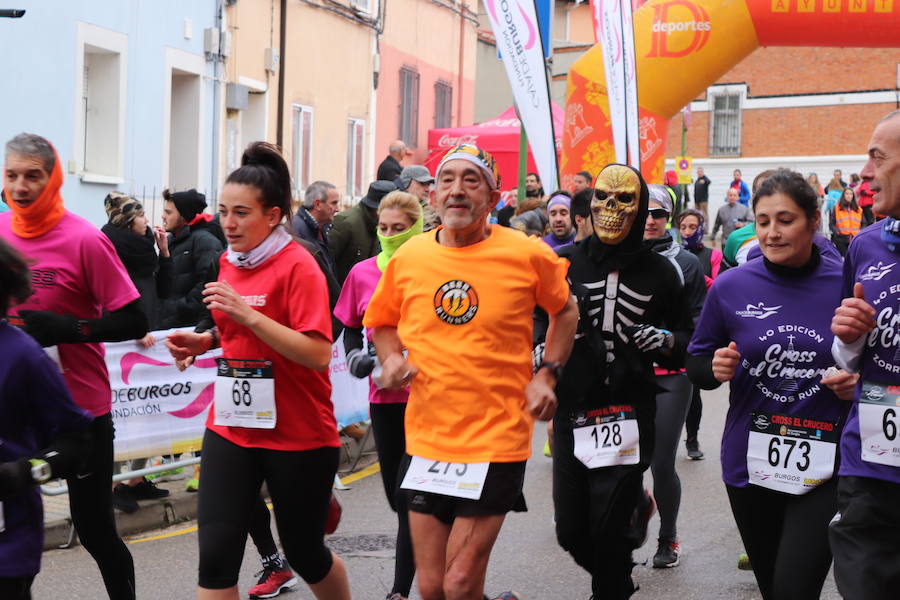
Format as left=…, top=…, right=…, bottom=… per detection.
left=325, top=494, right=342, bottom=534
left=247, top=566, right=297, bottom=599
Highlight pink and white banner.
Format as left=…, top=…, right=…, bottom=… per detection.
left=106, top=329, right=370, bottom=461
left=484, top=0, right=559, bottom=189
left=593, top=0, right=640, bottom=169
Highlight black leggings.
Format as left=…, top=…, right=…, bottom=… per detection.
left=197, top=429, right=338, bottom=589
left=726, top=478, right=837, bottom=600
left=0, top=576, right=34, bottom=600
left=650, top=373, right=692, bottom=541
left=248, top=493, right=280, bottom=562
left=370, top=402, right=415, bottom=597
left=67, top=413, right=135, bottom=600
left=685, top=386, right=702, bottom=440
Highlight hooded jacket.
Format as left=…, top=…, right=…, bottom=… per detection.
left=158, top=221, right=225, bottom=329
left=329, top=202, right=379, bottom=284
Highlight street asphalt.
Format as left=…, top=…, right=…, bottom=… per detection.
left=34, top=384, right=842, bottom=599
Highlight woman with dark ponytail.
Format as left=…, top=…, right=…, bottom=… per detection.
left=166, top=142, right=350, bottom=600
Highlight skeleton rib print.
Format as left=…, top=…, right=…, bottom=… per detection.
left=582, top=271, right=654, bottom=361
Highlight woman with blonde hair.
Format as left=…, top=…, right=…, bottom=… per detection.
left=334, top=190, right=423, bottom=600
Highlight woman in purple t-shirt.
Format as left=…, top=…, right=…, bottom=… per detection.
left=687, top=170, right=858, bottom=600
left=333, top=191, right=423, bottom=600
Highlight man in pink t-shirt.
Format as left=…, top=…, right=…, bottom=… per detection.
left=1, top=133, right=147, bottom=599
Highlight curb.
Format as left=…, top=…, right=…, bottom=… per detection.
left=43, top=429, right=378, bottom=551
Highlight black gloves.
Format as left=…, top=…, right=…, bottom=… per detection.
left=624, top=324, right=674, bottom=353
left=0, top=458, right=32, bottom=500
left=347, top=348, right=376, bottom=379
left=19, top=310, right=81, bottom=347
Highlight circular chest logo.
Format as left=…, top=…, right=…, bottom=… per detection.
left=434, top=280, right=479, bottom=325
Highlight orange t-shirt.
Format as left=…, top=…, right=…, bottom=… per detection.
left=363, top=226, right=570, bottom=463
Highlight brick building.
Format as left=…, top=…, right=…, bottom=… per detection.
left=667, top=46, right=900, bottom=212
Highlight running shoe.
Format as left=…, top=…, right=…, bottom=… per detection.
left=112, top=483, right=139, bottom=514
left=631, top=489, right=657, bottom=549
left=490, top=592, right=522, bottom=600
left=737, top=552, right=752, bottom=571
left=185, top=465, right=200, bottom=492
left=130, top=478, right=170, bottom=500
left=652, top=538, right=681, bottom=568
left=247, top=565, right=298, bottom=599
left=385, top=594, right=407, bottom=600
left=685, top=437, right=705, bottom=460
left=325, top=493, right=342, bottom=534
left=543, top=439, right=552, bottom=457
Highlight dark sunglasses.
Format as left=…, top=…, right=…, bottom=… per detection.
left=649, top=208, right=669, bottom=219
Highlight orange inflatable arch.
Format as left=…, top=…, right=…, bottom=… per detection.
left=562, top=0, right=900, bottom=186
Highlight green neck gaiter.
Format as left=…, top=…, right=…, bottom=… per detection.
left=377, top=215, right=424, bottom=272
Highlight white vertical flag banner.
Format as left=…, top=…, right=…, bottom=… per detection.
left=594, top=0, right=640, bottom=169
left=485, top=0, right=558, bottom=189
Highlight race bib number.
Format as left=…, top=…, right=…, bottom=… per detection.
left=747, top=411, right=838, bottom=495
left=859, top=381, right=900, bottom=467
left=400, top=456, right=489, bottom=500
left=213, top=358, right=276, bottom=429
left=571, top=405, right=640, bottom=468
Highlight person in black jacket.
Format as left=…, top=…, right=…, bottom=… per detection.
left=540, top=164, right=692, bottom=599
left=291, top=180, right=338, bottom=272
left=158, top=189, right=225, bottom=329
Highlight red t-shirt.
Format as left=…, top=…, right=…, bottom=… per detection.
left=206, top=242, right=339, bottom=451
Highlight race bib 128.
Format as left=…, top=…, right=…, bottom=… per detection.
left=570, top=405, right=640, bottom=469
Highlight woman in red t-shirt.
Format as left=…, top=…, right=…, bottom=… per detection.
left=166, top=143, right=350, bottom=600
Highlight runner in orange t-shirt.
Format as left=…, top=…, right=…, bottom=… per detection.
left=364, top=144, right=578, bottom=600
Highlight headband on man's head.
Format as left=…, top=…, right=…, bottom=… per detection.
left=547, top=194, right=571, bottom=210
left=436, top=144, right=501, bottom=190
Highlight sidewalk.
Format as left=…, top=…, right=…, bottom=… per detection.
left=42, top=429, right=378, bottom=551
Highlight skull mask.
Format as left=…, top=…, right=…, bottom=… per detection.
left=591, top=165, right=640, bottom=245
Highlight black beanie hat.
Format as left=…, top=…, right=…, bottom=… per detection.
left=168, top=189, right=207, bottom=223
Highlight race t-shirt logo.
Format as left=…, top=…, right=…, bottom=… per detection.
left=736, top=302, right=782, bottom=319
left=860, top=261, right=895, bottom=281
left=434, top=280, right=479, bottom=325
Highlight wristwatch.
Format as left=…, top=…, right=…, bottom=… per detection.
left=29, top=459, right=52, bottom=485
left=537, top=360, right=564, bottom=380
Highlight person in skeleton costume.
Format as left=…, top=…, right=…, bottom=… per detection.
left=543, top=164, right=693, bottom=599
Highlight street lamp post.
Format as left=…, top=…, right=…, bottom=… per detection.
left=0, top=9, right=25, bottom=18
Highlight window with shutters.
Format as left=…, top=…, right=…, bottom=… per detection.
left=292, top=105, right=314, bottom=193
left=434, top=81, right=453, bottom=129
left=399, top=68, right=420, bottom=147
left=709, top=91, right=742, bottom=157
left=346, top=119, right=365, bottom=200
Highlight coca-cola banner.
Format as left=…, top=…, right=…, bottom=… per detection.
left=484, top=0, right=558, bottom=189
left=107, top=329, right=369, bottom=461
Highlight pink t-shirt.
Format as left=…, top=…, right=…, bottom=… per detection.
left=0, top=211, right=139, bottom=416
left=333, top=257, right=408, bottom=404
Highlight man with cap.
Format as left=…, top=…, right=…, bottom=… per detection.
left=159, top=188, right=225, bottom=328
left=542, top=191, right=576, bottom=249
left=395, top=165, right=440, bottom=231
left=330, top=180, right=396, bottom=284
left=364, top=143, right=579, bottom=600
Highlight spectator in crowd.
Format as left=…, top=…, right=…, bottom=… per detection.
left=729, top=169, right=750, bottom=206
left=857, top=177, right=876, bottom=225
left=542, top=192, right=576, bottom=249
left=377, top=140, right=411, bottom=182
left=525, top=171, right=545, bottom=200
left=100, top=192, right=173, bottom=512
left=495, top=190, right=516, bottom=227
left=0, top=237, right=94, bottom=600
left=158, top=189, right=225, bottom=329
left=292, top=180, right=339, bottom=272
left=329, top=180, right=396, bottom=283
left=572, top=170, right=593, bottom=195
left=828, top=168, right=849, bottom=190
left=830, top=186, right=864, bottom=256
left=395, top=165, right=440, bottom=231
left=711, top=187, right=753, bottom=244
left=807, top=172, right=825, bottom=198
left=570, top=188, right=593, bottom=243
left=693, top=167, right=711, bottom=224
left=849, top=172, right=861, bottom=189
left=664, top=170, right=686, bottom=216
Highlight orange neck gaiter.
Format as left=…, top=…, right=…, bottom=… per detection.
left=5, top=149, right=65, bottom=238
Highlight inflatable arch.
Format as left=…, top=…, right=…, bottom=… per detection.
left=561, top=0, right=900, bottom=186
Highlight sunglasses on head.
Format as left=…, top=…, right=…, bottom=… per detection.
left=648, top=208, right=669, bottom=219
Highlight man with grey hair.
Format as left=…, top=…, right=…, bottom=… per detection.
left=292, top=180, right=339, bottom=272
left=1, top=132, right=147, bottom=599
left=377, top=139, right=411, bottom=182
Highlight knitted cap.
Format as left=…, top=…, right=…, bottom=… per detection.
left=104, top=192, right=144, bottom=229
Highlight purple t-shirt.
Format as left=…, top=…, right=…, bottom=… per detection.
left=0, top=322, right=92, bottom=577
left=333, top=257, right=408, bottom=404
left=688, top=255, right=849, bottom=487
left=541, top=231, right=576, bottom=250
left=836, top=225, right=900, bottom=484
